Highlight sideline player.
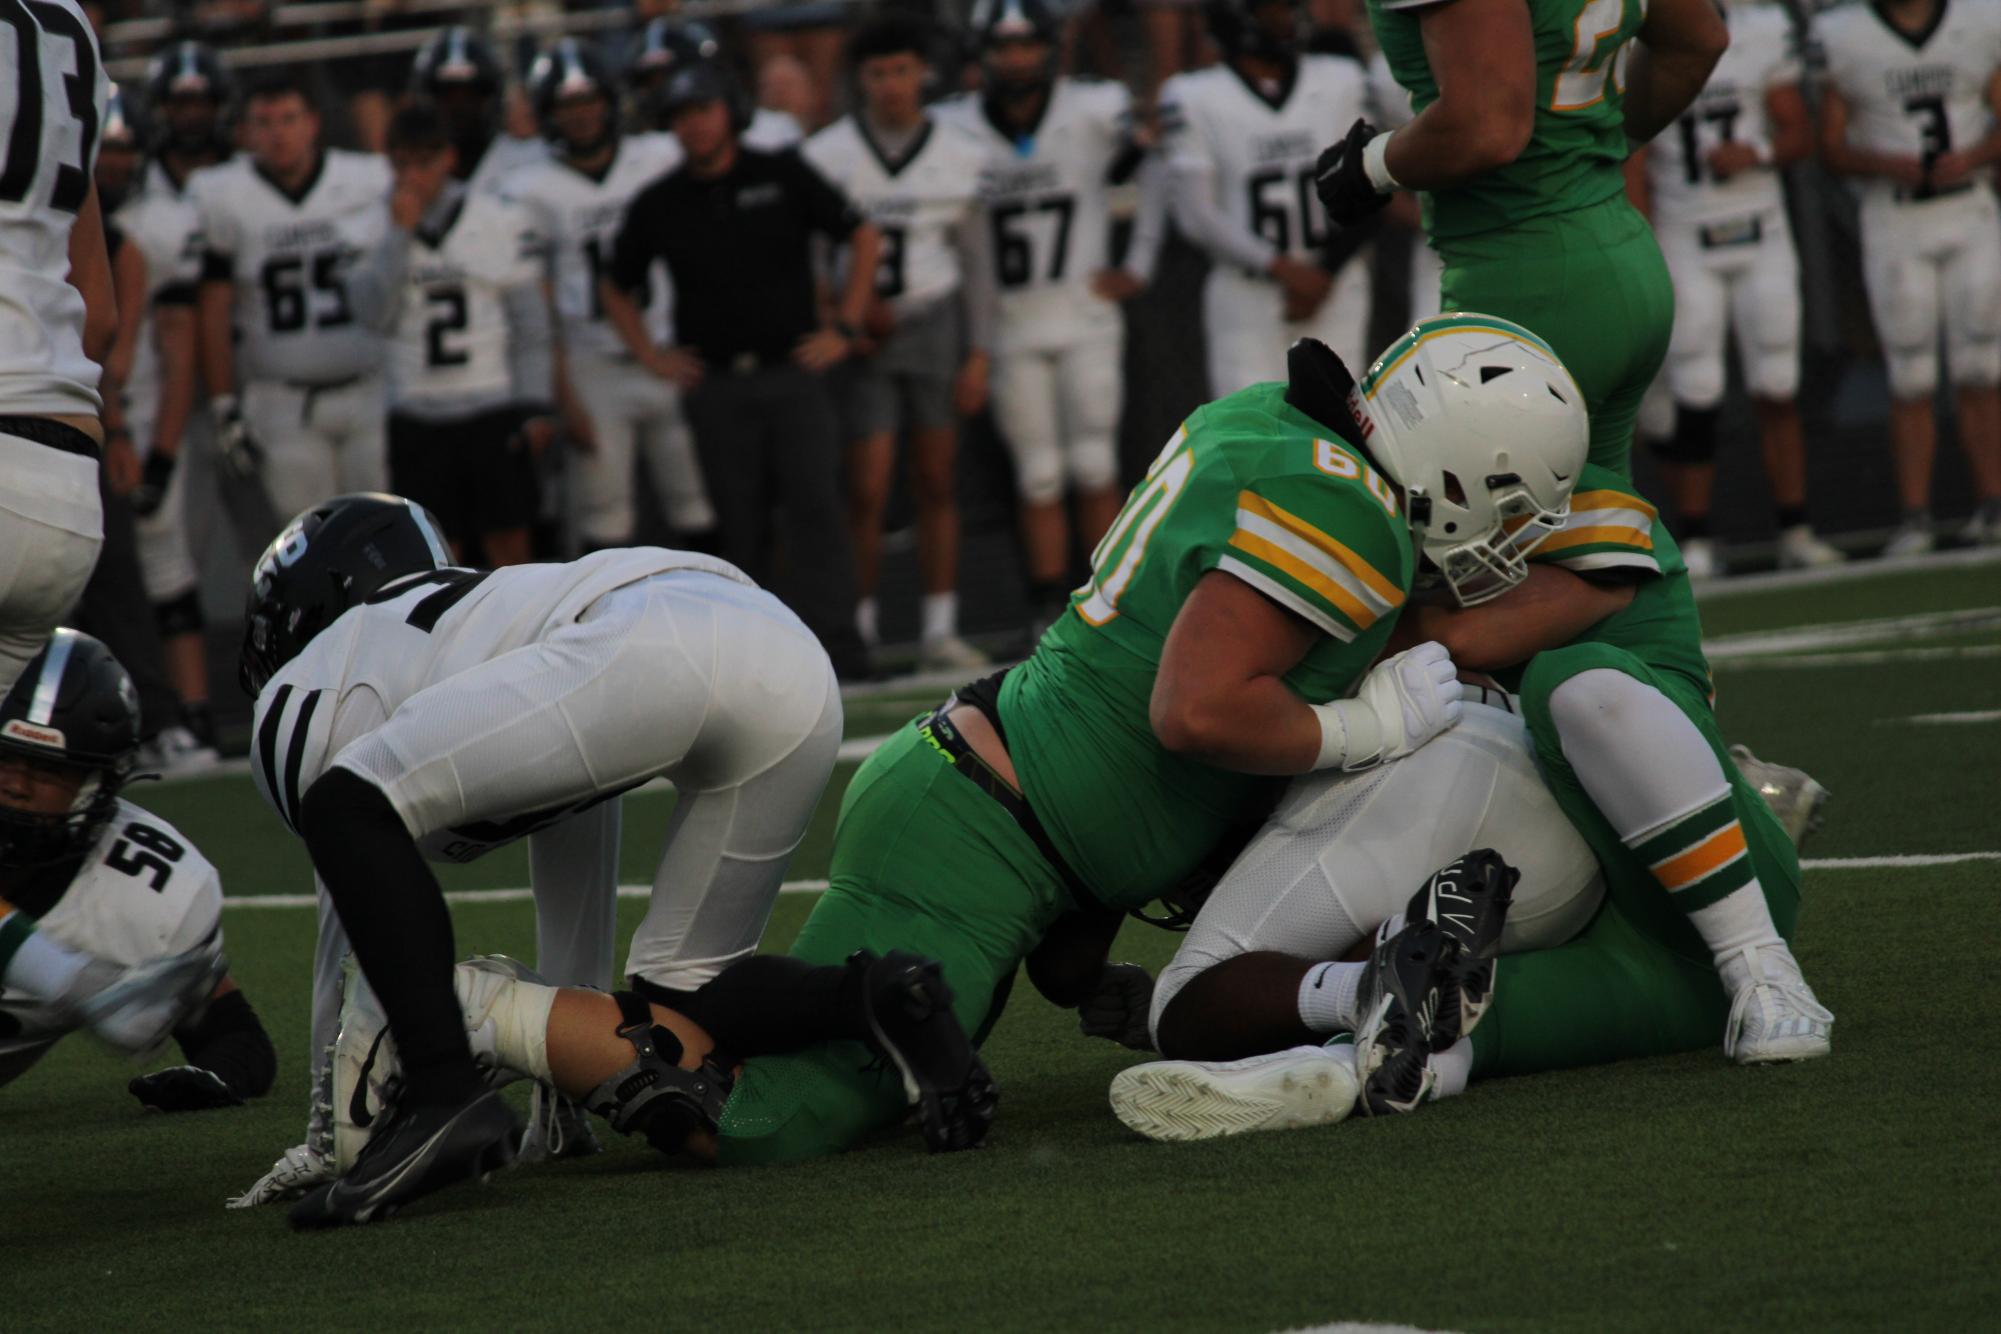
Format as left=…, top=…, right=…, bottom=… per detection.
left=0, top=0, right=115, bottom=691
left=1817, top=0, right=2001, bottom=552
left=0, top=632, right=246, bottom=1087
left=626, top=15, right=806, bottom=147
left=408, top=25, right=548, bottom=197
left=234, top=495, right=842, bottom=1224
left=1641, top=0, right=1843, bottom=574
left=1161, top=0, right=1376, bottom=391
left=379, top=104, right=553, bottom=567
left=1320, top=0, right=1731, bottom=476
left=802, top=13, right=998, bottom=669
left=191, top=74, right=398, bottom=529
left=942, top=0, right=1168, bottom=632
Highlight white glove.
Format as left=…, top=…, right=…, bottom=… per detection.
left=1311, top=641, right=1463, bottom=771
left=207, top=394, right=264, bottom=480
left=225, top=1142, right=334, bottom=1209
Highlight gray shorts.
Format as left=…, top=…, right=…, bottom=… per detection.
left=840, top=300, right=962, bottom=440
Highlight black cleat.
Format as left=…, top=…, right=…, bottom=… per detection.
left=289, top=1087, right=520, bottom=1229
left=1405, top=849, right=1518, bottom=1051
left=856, top=950, right=998, bottom=1153
left=1353, top=921, right=1449, bottom=1117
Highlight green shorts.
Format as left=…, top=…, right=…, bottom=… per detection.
left=716, top=722, right=1071, bottom=1166
left=1439, top=195, right=1673, bottom=480
left=1469, top=642, right=1802, bottom=1079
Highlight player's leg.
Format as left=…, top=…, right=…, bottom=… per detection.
left=1737, top=218, right=1841, bottom=567
left=385, top=411, right=471, bottom=558
left=567, top=353, right=641, bottom=551
left=993, top=348, right=1073, bottom=625
left=0, top=431, right=101, bottom=689
left=1517, top=643, right=1827, bottom=1064
left=633, top=373, right=719, bottom=543
left=1057, top=327, right=1127, bottom=556
left=1860, top=198, right=1944, bottom=553
left=903, top=325, right=980, bottom=669
left=330, top=377, right=389, bottom=498
left=527, top=799, right=619, bottom=991
left=470, top=405, right=538, bottom=567
left=1201, top=270, right=1282, bottom=398
left=1940, top=193, right=2001, bottom=539
left=1656, top=233, right=1729, bottom=571
left=132, top=448, right=215, bottom=747
left=244, top=380, right=337, bottom=522
left=838, top=355, right=898, bottom=649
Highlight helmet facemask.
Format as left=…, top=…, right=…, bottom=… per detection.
left=1408, top=474, right=1570, bottom=607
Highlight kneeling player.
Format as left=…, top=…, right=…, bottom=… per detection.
left=233, top=496, right=844, bottom=1226
left=0, top=631, right=273, bottom=1109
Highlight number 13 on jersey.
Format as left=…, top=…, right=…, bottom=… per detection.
left=1552, top=0, right=1649, bottom=112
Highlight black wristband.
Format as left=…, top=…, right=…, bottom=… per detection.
left=141, top=448, right=176, bottom=489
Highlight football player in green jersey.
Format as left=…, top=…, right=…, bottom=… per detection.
left=1314, top=0, right=1730, bottom=477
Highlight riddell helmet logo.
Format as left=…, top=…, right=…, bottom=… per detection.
left=1345, top=386, right=1376, bottom=439
left=2, top=719, right=65, bottom=749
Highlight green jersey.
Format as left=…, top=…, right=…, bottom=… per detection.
left=1370, top=0, right=1648, bottom=241
left=1000, top=382, right=1415, bottom=911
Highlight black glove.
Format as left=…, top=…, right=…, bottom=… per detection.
left=129, top=1064, right=246, bottom=1113
left=209, top=395, right=264, bottom=480
left=1078, top=963, right=1156, bottom=1051
left=128, top=448, right=177, bottom=517
left=1314, top=118, right=1394, bottom=230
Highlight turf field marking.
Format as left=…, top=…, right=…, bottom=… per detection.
left=1710, top=643, right=2001, bottom=671
left=1895, top=709, right=2001, bottom=726
left=1799, top=852, right=2001, bottom=870
left=1703, top=607, right=2001, bottom=659
left=1694, top=544, right=2001, bottom=598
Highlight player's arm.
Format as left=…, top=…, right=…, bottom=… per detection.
left=196, top=265, right=235, bottom=400
left=104, top=228, right=146, bottom=400
left=1026, top=906, right=1127, bottom=1008
left=1931, top=64, right=2001, bottom=188
left=952, top=207, right=994, bottom=415
left=1815, top=83, right=1922, bottom=186
left=68, top=184, right=118, bottom=366
left=1388, top=565, right=1637, bottom=673
left=1378, top=0, right=1537, bottom=188
left=130, top=975, right=280, bottom=1112
left=1765, top=80, right=1813, bottom=169
left=1622, top=0, right=1731, bottom=144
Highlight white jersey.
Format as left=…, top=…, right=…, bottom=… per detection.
left=250, top=547, right=753, bottom=862
left=937, top=79, right=1138, bottom=353
left=466, top=133, right=550, bottom=198
left=1366, top=49, right=1414, bottom=129
left=386, top=188, right=544, bottom=409
left=1649, top=4, right=1799, bottom=229
left=1816, top=0, right=2001, bottom=201
left=190, top=149, right=393, bottom=384
left=1161, top=54, right=1370, bottom=270
left=802, top=115, right=989, bottom=318
left=0, top=800, right=222, bottom=1071
left=0, top=0, right=110, bottom=417
left=112, top=162, right=204, bottom=433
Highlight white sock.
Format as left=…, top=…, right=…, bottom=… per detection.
left=1689, top=892, right=1795, bottom=994
left=1298, top=960, right=1365, bottom=1034
left=1430, top=1037, right=1473, bottom=1099
left=1, top=927, right=90, bottom=1000
left=921, top=591, right=957, bottom=643
left=855, top=596, right=879, bottom=647
left=462, top=968, right=559, bottom=1081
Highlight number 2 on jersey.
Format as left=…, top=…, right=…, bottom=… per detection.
left=1552, top=0, right=1646, bottom=113
left=1077, top=430, right=1195, bottom=625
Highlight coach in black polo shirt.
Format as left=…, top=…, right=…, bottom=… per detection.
left=602, top=61, right=881, bottom=677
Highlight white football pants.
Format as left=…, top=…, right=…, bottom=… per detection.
left=1202, top=252, right=1373, bottom=397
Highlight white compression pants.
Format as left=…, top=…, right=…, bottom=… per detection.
left=242, top=375, right=388, bottom=523
left=567, top=350, right=714, bottom=546
left=1202, top=252, right=1373, bottom=397
left=1859, top=188, right=2001, bottom=400
left=1659, top=207, right=1802, bottom=407
left=1150, top=704, right=1605, bottom=1041
left=0, top=431, right=101, bottom=690
left=990, top=330, right=1125, bottom=505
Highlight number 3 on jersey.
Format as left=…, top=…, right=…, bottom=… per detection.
left=1077, top=429, right=1195, bottom=625
left=0, top=0, right=100, bottom=214
left=1552, top=0, right=1648, bottom=112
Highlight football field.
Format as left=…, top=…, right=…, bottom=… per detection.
left=7, top=552, right=1999, bottom=1332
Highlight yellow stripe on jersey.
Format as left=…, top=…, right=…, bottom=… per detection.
left=1227, top=530, right=1382, bottom=633
left=1235, top=492, right=1405, bottom=609
left=1568, top=489, right=1658, bottom=524
left=1650, top=823, right=1748, bottom=893
left=1539, top=524, right=1655, bottom=554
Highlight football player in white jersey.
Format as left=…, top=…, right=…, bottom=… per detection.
left=1641, top=0, right=1844, bottom=574
left=1159, top=0, right=1375, bottom=393
left=0, top=0, right=115, bottom=692
left=233, top=495, right=841, bottom=1225
left=942, top=0, right=1167, bottom=632
left=803, top=13, right=999, bottom=670
left=627, top=16, right=806, bottom=150
left=379, top=103, right=553, bottom=568
left=409, top=25, right=549, bottom=199
left=0, top=631, right=251, bottom=1096
left=191, top=73, right=400, bottom=530
left=1818, top=0, right=2001, bottom=553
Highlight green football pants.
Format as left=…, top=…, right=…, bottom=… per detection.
left=716, top=722, right=1069, bottom=1166
left=1468, top=642, right=1802, bottom=1079
left=1439, top=195, right=1674, bottom=480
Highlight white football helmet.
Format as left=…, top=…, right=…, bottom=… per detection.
left=1348, top=313, right=1588, bottom=606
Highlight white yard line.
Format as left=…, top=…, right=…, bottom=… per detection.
left=1710, top=643, right=2001, bottom=671
left=1896, top=709, right=2001, bottom=725
left=1703, top=607, right=2001, bottom=658
left=1693, top=544, right=2001, bottom=598
left=1799, top=852, right=2001, bottom=870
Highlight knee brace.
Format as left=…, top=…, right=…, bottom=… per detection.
left=153, top=588, right=205, bottom=639
left=584, top=991, right=733, bottom=1156
left=1650, top=404, right=1720, bottom=464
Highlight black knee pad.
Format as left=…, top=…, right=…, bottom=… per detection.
left=1650, top=405, right=1720, bottom=464
left=585, top=991, right=734, bottom=1156
left=154, top=589, right=205, bottom=638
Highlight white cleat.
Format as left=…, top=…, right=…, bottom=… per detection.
left=1681, top=537, right=1720, bottom=580
left=1730, top=744, right=1830, bottom=851
left=1881, top=519, right=1935, bottom=559
left=1775, top=525, right=1846, bottom=570
left=917, top=634, right=992, bottom=673
left=1724, top=947, right=1833, bottom=1065
left=226, top=1142, right=336, bottom=1209
left=147, top=724, right=220, bottom=775
left=518, top=1083, right=602, bottom=1163
left=1108, top=1045, right=1359, bottom=1143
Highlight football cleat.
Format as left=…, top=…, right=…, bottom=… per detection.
left=1882, top=518, right=1935, bottom=559
left=518, top=1083, right=602, bottom=1163
left=1730, top=745, right=1830, bottom=852
left=226, top=1142, right=336, bottom=1209
left=289, top=1086, right=520, bottom=1229
left=1352, top=921, right=1450, bottom=1116
left=856, top=950, right=998, bottom=1153
left=1402, top=849, right=1517, bottom=1050
left=1108, top=1045, right=1359, bottom=1143
left=1723, top=946, right=1834, bottom=1065
left=1681, top=536, right=1720, bottom=580
left=1775, top=525, right=1846, bottom=570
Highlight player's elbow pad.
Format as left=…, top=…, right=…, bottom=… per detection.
left=173, top=989, right=277, bottom=1099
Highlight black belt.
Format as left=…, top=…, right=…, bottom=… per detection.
left=0, top=415, right=98, bottom=459
left=1895, top=181, right=1976, bottom=204
left=916, top=699, right=1104, bottom=914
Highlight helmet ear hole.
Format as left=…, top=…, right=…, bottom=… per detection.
left=1441, top=470, right=1467, bottom=506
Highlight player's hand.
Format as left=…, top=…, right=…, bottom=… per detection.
left=208, top=394, right=264, bottom=480
left=512, top=413, right=559, bottom=457
left=1313, top=118, right=1394, bottom=229
left=794, top=328, right=853, bottom=372
left=1930, top=151, right=1976, bottom=190
left=1705, top=142, right=1763, bottom=181
left=104, top=429, right=142, bottom=495
left=1092, top=268, right=1145, bottom=302
left=1883, top=155, right=1928, bottom=190
left=1278, top=260, right=1334, bottom=322
left=389, top=151, right=454, bottom=230
left=643, top=344, right=704, bottom=389
left=1346, top=640, right=1463, bottom=769
left=129, top=1064, right=245, bottom=1113
left=953, top=350, right=991, bottom=417
left=128, top=448, right=176, bottom=517
left=560, top=400, right=599, bottom=456
left=1078, top=963, right=1156, bottom=1051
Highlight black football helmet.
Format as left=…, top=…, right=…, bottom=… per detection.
left=528, top=38, right=618, bottom=150
left=144, top=39, right=233, bottom=155
left=649, top=59, right=754, bottom=134
left=239, top=495, right=451, bottom=699
left=100, top=84, right=146, bottom=152
left=627, top=17, right=724, bottom=89
left=972, top=0, right=1061, bottom=99
left=410, top=25, right=506, bottom=98
left=0, top=630, right=141, bottom=870
left=1206, top=0, right=1302, bottom=65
